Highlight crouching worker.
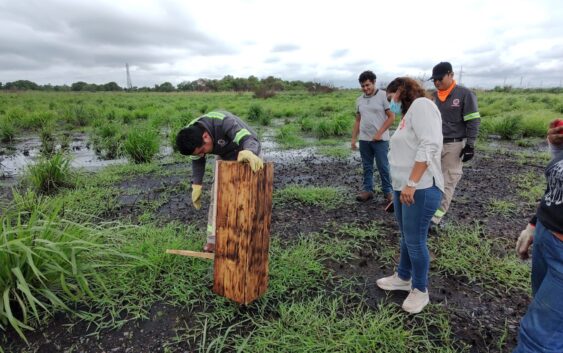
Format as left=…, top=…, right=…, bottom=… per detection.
left=176, top=111, right=263, bottom=253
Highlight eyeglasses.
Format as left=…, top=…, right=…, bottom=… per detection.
left=433, top=72, right=451, bottom=82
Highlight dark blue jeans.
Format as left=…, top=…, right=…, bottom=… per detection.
left=359, top=140, right=392, bottom=195
left=394, top=185, right=442, bottom=291
left=513, top=220, right=563, bottom=353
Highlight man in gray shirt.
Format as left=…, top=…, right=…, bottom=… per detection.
left=351, top=71, right=395, bottom=206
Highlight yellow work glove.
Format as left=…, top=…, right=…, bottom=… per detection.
left=191, top=184, right=202, bottom=210
left=237, top=150, right=264, bottom=172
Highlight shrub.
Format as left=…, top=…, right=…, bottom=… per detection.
left=253, top=86, right=276, bottom=99
left=247, top=104, right=264, bottom=122
left=123, top=129, right=159, bottom=163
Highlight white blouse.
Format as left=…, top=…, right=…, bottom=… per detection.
left=388, top=97, right=444, bottom=192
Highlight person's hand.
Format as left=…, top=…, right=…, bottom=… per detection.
left=351, top=140, right=357, bottom=150
left=237, top=150, right=264, bottom=172
left=373, top=133, right=382, bottom=141
left=400, top=186, right=415, bottom=206
left=547, top=119, right=563, bottom=145
left=516, top=224, right=535, bottom=260
left=191, top=184, right=202, bottom=210
left=459, top=145, right=475, bottom=162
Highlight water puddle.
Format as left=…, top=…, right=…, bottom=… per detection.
left=0, top=129, right=335, bottom=180
left=0, top=133, right=129, bottom=177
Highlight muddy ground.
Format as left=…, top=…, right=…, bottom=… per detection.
left=2, top=142, right=542, bottom=353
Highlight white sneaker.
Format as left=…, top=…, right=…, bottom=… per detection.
left=376, top=273, right=412, bottom=291
left=402, top=289, right=429, bottom=314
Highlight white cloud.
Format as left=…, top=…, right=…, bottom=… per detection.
left=0, top=0, right=561, bottom=88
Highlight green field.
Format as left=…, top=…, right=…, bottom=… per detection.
left=0, top=89, right=560, bottom=352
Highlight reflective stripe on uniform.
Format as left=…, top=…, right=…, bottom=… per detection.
left=464, top=112, right=481, bottom=121
left=434, top=208, right=446, bottom=218
left=205, top=111, right=226, bottom=119
left=186, top=111, right=226, bottom=128
left=234, top=128, right=251, bottom=144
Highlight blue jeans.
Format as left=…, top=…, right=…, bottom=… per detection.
left=359, top=140, right=392, bottom=195
left=513, top=220, right=563, bottom=353
left=394, top=185, right=442, bottom=291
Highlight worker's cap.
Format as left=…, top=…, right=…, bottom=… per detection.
left=429, top=62, right=453, bottom=81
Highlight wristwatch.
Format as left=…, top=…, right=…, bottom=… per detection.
left=407, top=179, right=418, bottom=188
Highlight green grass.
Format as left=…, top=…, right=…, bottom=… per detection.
left=25, top=153, right=76, bottom=194
left=275, top=124, right=307, bottom=149
left=229, top=297, right=463, bottom=353
left=513, top=171, right=546, bottom=204
left=275, top=185, right=346, bottom=209
left=123, top=129, right=160, bottom=163
left=431, top=225, right=530, bottom=294
left=486, top=198, right=516, bottom=216
left=0, top=116, right=15, bottom=143
left=0, top=201, right=132, bottom=341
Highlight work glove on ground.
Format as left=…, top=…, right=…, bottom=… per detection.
left=459, top=145, right=475, bottom=162
left=237, top=150, right=264, bottom=172
left=516, top=223, right=535, bottom=260
left=191, top=184, right=202, bottom=210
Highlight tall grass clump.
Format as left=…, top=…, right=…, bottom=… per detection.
left=314, top=113, right=352, bottom=138
left=247, top=104, right=264, bottom=122
left=0, top=117, right=15, bottom=143
left=39, top=125, right=56, bottom=156
left=275, top=124, right=306, bottom=149
left=123, top=129, right=159, bottom=163
left=247, top=104, right=271, bottom=126
left=26, top=153, right=76, bottom=195
left=90, top=123, right=124, bottom=159
left=494, top=114, right=523, bottom=139
left=0, top=202, right=123, bottom=341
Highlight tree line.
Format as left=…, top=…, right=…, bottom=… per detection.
left=0, top=75, right=336, bottom=94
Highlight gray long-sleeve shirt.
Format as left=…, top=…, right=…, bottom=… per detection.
left=432, top=85, right=481, bottom=147
left=189, top=111, right=261, bottom=185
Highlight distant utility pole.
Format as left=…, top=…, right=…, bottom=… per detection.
left=520, top=76, right=523, bottom=88
left=125, top=63, right=133, bottom=90
left=458, top=66, right=463, bottom=85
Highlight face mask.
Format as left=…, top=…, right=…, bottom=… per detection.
left=390, top=100, right=402, bottom=115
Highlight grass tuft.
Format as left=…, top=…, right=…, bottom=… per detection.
left=275, top=185, right=346, bottom=209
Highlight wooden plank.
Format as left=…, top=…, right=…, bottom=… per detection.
left=213, top=160, right=273, bottom=304
left=165, top=249, right=214, bottom=260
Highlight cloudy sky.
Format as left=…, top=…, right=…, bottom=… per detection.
left=1, top=0, right=562, bottom=89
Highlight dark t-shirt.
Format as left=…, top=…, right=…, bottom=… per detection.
left=537, top=148, right=563, bottom=233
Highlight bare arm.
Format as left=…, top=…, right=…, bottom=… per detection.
left=351, top=113, right=361, bottom=150
left=374, top=110, right=395, bottom=140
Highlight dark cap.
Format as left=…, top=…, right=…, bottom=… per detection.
left=429, top=62, right=453, bottom=80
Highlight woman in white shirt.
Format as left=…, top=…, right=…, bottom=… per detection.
left=376, top=77, right=444, bottom=314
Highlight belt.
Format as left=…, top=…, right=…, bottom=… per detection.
left=443, top=137, right=464, bottom=143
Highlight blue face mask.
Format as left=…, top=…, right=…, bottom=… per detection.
left=390, top=100, right=402, bottom=115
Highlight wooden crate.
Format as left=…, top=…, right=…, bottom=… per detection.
left=212, top=160, right=273, bottom=304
